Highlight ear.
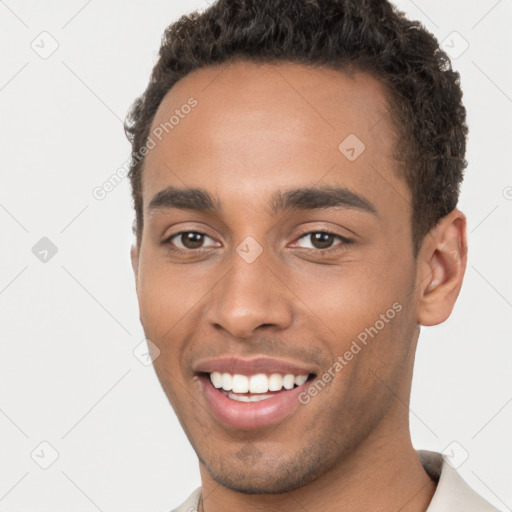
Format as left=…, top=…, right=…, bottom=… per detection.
left=416, top=209, right=468, bottom=326
left=130, top=243, right=139, bottom=290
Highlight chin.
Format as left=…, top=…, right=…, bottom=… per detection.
left=200, top=449, right=336, bottom=495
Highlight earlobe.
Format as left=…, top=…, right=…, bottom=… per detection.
left=417, top=209, right=468, bottom=326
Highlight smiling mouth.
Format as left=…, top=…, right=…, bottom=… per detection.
left=195, top=369, right=318, bottom=430
left=200, top=371, right=316, bottom=401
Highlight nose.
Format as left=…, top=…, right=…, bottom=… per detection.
left=206, top=252, right=293, bottom=339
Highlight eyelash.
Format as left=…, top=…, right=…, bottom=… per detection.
left=293, top=230, right=352, bottom=253
left=163, top=229, right=351, bottom=255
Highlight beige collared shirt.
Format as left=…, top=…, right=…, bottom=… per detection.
left=171, top=450, right=500, bottom=511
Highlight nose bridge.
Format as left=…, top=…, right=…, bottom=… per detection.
left=206, top=244, right=292, bottom=338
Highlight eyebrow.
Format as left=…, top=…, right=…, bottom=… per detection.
left=148, top=185, right=377, bottom=216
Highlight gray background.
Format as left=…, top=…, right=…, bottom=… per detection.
left=0, top=0, right=510, bottom=510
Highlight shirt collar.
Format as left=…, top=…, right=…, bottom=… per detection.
left=418, top=450, right=499, bottom=511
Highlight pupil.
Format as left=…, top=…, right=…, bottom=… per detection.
left=312, top=233, right=333, bottom=249
left=183, top=232, right=203, bottom=249
left=179, top=233, right=334, bottom=250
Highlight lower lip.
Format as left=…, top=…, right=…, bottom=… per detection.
left=198, top=375, right=311, bottom=430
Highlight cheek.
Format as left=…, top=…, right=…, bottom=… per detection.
left=291, top=258, right=410, bottom=331
left=137, top=276, right=173, bottom=337
left=291, top=257, right=416, bottom=395
left=136, top=257, right=207, bottom=337
left=317, top=302, right=414, bottom=424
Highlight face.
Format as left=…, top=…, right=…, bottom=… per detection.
left=132, top=61, right=423, bottom=493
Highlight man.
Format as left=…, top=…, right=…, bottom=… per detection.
left=125, top=1, right=499, bottom=510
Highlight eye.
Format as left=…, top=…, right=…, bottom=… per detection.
left=165, top=231, right=218, bottom=251
left=292, top=231, right=350, bottom=251
left=163, top=230, right=350, bottom=253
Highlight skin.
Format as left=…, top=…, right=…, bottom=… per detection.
left=131, top=60, right=468, bottom=512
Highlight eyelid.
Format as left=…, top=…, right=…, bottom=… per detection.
left=289, top=229, right=351, bottom=251
left=163, top=228, right=351, bottom=254
left=164, top=230, right=219, bottom=249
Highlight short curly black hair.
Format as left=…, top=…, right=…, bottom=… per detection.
left=124, top=0, right=468, bottom=255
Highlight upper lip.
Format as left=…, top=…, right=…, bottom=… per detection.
left=193, top=357, right=317, bottom=376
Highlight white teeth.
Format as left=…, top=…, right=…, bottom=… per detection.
left=294, top=374, right=308, bottom=386
left=209, top=372, right=309, bottom=394
left=232, top=374, right=249, bottom=393
left=226, top=392, right=274, bottom=402
left=249, top=374, right=268, bottom=393
left=211, top=371, right=222, bottom=388
left=221, top=373, right=232, bottom=391
left=268, top=373, right=283, bottom=391
left=283, top=374, right=295, bottom=390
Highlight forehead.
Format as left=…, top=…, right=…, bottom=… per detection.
left=142, top=60, right=409, bottom=218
